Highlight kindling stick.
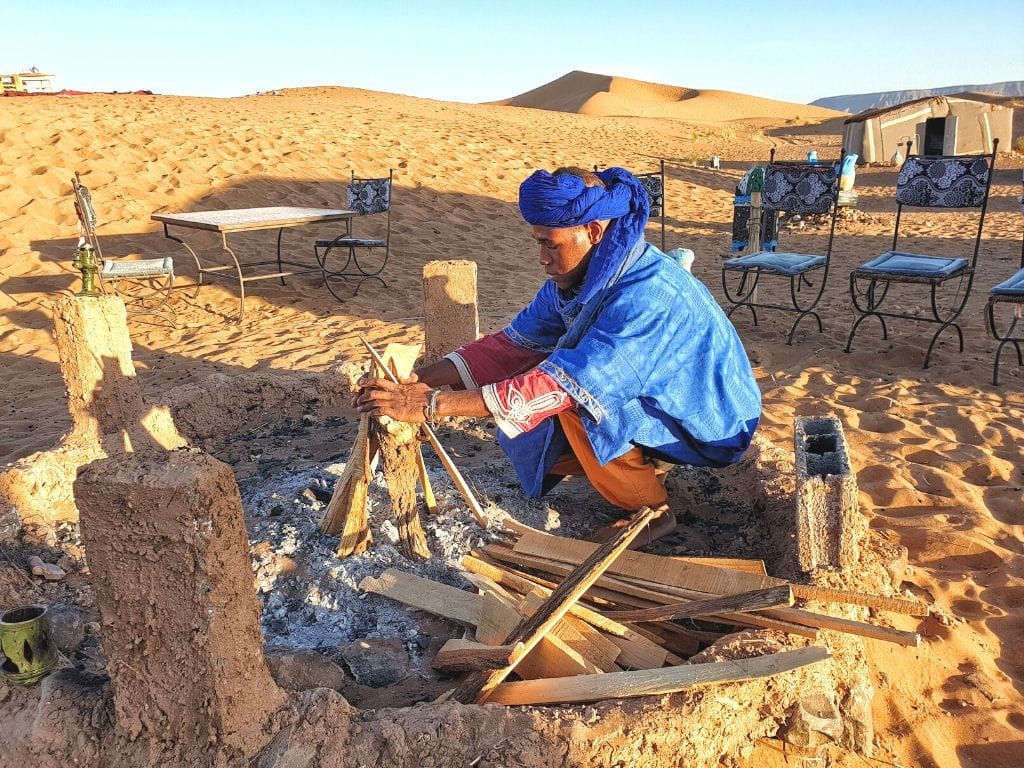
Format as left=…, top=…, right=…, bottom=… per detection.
left=358, top=336, right=488, bottom=527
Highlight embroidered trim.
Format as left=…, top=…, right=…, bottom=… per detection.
left=444, top=352, right=478, bottom=390
left=482, top=380, right=569, bottom=439
left=538, top=361, right=608, bottom=423
left=503, top=324, right=555, bottom=354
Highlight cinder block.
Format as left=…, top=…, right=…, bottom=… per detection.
left=74, top=450, right=285, bottom=760
left=423, top=260, right=479, bottom=365
left=794, top=416, right=863, bottom=572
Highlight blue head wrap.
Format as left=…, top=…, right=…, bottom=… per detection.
left=518, top=167, right=650, bottom=306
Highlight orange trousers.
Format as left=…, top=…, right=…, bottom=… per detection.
left=549, top=411, right=668, bottom=511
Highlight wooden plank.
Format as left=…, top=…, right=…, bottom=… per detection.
left=359, top=569, right=480, bottom=627
left=520, top=591, right=621, bottom=672
left=431, top=639, right=517, bottom=673
left=514, top=530, right=783, bottom=596
left=603, top=586, right=794, bottom=623
left=790, top=584, right=928, bottom=617
left=477, top=593, right=601, bottom=679
left=462, top=555, right=668, bottom=670
left=672, top=555, right=767, bottom=575
left=482, top=545, right=819, bottom=640
left=453, top=506, right=660, bottom=704
left=486, top=647, right=831, bottom=706
left=761, top=607, right=921, bottom=647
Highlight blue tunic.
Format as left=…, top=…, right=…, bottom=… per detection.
left=498, top=242, right=762, bottom=498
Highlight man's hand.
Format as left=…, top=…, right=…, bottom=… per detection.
left=353, top=374, right=432, bottom=423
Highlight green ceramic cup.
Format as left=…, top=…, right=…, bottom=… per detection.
left=0, top=604, right=58, bottom=684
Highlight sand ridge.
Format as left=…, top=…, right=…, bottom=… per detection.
left=1, top=83, right=1023, bottom=768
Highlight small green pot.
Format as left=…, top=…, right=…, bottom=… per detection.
left=0, top=604, right=58, bottom=685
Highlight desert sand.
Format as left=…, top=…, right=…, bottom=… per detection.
left=1, top=71, right=1022, bottom=767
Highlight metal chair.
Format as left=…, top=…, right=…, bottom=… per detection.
left=986, top=169, right=1024, bottom=385
left=314, top=170, right=392, bottom=299
left=71, top=173, right=176, bottom=323
left=721, top=153, right=841, bottom=344
left=845, top=140, right=997, bottom=368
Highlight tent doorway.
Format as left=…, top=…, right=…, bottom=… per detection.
left=923, top=116, right=957, bottom=155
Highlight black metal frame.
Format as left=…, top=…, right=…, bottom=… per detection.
left=314, top=169, right=392, bottom=299
left=721, top=150, right=842, bottom=345
left=71, top=172, right=176, bottom=325
left=986, top=169, right=1024, bottom=385
left=845, top=140, right=998, bottom=369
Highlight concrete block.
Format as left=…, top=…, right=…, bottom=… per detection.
left=794, top=416, right=864, bottom=572
left=422, top=260, right=478, bottom=365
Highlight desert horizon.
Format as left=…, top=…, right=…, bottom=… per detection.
left=1, top=70, right=1022, bottom=768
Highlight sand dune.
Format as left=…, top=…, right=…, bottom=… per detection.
left=0, top=84, right=1022, bottom=768
left=497, top=70, right=843, bottom=122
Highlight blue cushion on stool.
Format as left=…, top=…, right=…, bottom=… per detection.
left=857, top=251, right=968, bottom=277
left=991, top=267, right=1024, bottom=296
left=723, top=251, right=826, bottom=276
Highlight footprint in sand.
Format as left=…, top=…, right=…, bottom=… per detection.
left=853, top=411, right=906, bottom=434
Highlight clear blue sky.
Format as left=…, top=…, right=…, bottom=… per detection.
left=6, top=1, right=1022, bottom=104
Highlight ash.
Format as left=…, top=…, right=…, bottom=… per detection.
left=214, top=415, right=598, bottom=656
left=211, top=413, right=771, bottom=659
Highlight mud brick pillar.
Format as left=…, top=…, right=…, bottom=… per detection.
left=794, top=416, right=864, bottom=572
left=74, top=450, right=285, bottom=761
left=51, top=295, right=185, bottom=453
left=423, top=260, right=479, bottom=365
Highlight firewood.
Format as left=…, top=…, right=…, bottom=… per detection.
left=320, top=413, right=374, bottom=555
left=485, top=647, right=831, bottom=707
left=452, top=506, right=659, bottom=704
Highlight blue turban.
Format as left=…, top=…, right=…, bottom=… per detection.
left=519, top=167, right=650, bottom=307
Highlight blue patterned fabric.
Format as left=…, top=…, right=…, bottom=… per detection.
left=731, top=194, right=779, bottom=252
left=499, top=243, right=762, bottom=498
left=857, top=251, right=969, bottom=277
left=315, top=237, right=385, bottom=248
left=895, top=156, right=991, bottom=208
left=991, top=267, right=1024, bottom=296
left=723, top=251, right=826, bottom=276
left=762, top=164, right=837, bottom=214
left=347, top=177, right=390, bottom=214
left=635, top=172, right=664, bottom=217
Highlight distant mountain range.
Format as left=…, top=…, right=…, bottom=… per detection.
left=811, top=81, right=1024, bottom=114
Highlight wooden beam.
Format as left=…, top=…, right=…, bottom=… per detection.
left=431, top=639, right=517, bottom=673
left=453, top=506, right=660, bottom=704
left=462, top=555, right=668, bottom=670
left=359, top=569, right=480, bottom=627
left=790, top=584, right=928, bottom=617
left=486, top=646, right=831, bottom=706
left=603, top=586, right=794, bottom=623
left=513, top=530, right=783, bottom=596
left=761, top=607, right=921, bottom=647
left=671, top=555, right=767, bottom=576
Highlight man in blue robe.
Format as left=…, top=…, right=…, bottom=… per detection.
left=356, top=166, right=761, bottom=544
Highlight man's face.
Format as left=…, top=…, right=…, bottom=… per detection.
left=531, top=222, right=604, bottom=290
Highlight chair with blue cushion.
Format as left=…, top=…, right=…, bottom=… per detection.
left=844, top=141, right=998, bottom=368
left=721, top=152, right=841, bottom=344
left=314, top=169, right=392, bottom=299
left=72, top=172, right=177, bottom=324
left=986, top=170, right=1024, bottom=385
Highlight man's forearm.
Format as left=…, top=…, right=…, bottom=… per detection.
left=434, top=388, right=490, bottom=419
left=414, top=358, right=463, bottom=388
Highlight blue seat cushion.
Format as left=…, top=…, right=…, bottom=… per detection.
left=991, top=267, right=1024, bottom=296
left=856, top=251, right=969, bottom=277
left=315, top=238, right=385, bottom=248
left=723, top=251, right=826, bottom=276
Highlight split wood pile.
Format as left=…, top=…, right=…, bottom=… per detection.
left=359, top=510, right=926, bottom=706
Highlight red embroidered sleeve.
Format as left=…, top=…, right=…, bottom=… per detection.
left=444, top=331, right=546, bottom=390
left=481, top=368, right=574, bottom=438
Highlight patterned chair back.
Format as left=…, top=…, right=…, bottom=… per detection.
left=895, top=155, right=991, bottom=209
left=347, top=176, right=391, bottom=215
left=761, top=164, right=838, bottom=215
left=635, top=172, right=664, bottom=217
